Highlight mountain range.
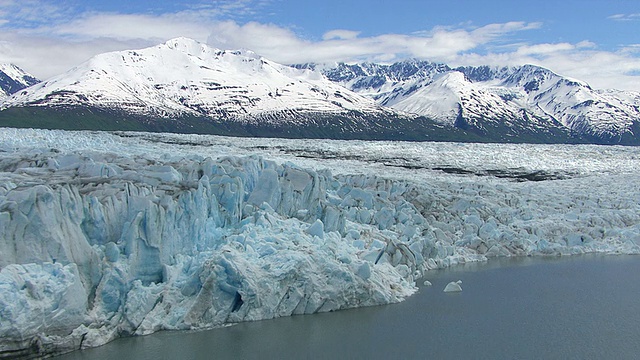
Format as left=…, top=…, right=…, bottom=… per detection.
left=1, top=37, right=638, bottom=144
left=299, top=61, right=640, bottom=144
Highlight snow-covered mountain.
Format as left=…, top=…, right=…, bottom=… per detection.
left=0, top=63, right=40, bottom=100
left=1, top=38, right=447, bottom=140
left=309, top=61, right=640, bottom=145
left=2, top=40, right=638, bottom=144
left=3, top=38, right=382, bottom=117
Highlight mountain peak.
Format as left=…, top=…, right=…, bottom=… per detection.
left=162, top=37, right=217, bottom=57
left=0, top=39, right=384, bottom=121
left=161, top=37, right=263, bottom=62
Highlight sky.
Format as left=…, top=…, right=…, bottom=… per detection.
left=0, top=0, right=639, bottom=91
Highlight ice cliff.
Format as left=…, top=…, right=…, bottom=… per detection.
left=1, top=128, right=639, bottom=357
left=0, top=146, right=427, bottom=356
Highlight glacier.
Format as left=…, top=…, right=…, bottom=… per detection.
left=1, top=128, right=639, bottom=357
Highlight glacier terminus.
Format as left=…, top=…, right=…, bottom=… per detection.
left=1, top=128, right=639, bottom=357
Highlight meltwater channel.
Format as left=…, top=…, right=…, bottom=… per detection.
left=57, top=255, right=640, bottom=360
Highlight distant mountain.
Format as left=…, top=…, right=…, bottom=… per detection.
left=0, top=64, right=40, bottom=99
left=306, top=61, right=640, bottom=145
left=0, top=38, right=468, bottom=141
left=1, top=39, right=638, bottom=144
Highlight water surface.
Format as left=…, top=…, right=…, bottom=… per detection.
left=57, top=255, right=640, bottom=359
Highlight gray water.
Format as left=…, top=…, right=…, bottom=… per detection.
left=57, top=255, right=640, bottom=360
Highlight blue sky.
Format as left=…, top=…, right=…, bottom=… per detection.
left=1, top=0, right=639, bottom=90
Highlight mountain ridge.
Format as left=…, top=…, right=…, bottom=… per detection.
left=0, top=38, right=478, bottom=142
left=0, top=64, right=40, bottom=100
left=1, top=38, right=384, bottom=118
left=315, top=60, right=640, bottom=144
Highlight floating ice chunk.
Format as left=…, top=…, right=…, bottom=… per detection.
left=423, top=280, right=432, bottom=286
left=443, top=280, right=463, bottom=292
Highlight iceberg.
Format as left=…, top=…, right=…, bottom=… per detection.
left=1, top=128, right=639, bottom=357
left=443, top=280, right=463, bottom=293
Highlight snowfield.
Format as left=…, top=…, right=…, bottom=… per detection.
left=1, top=128, right=639, bottom=357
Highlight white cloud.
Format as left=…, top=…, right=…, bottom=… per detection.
left=608, top=13, right=640, bottom=21
left=322, top=30, right=360, bottom=41
left=0, top=0, right=74, bottom=27
left=0, top=1, right=229, bottom=78
left=206, top=20, right=543, bottom=65
left=454, top=44, right=640, bottom=91
left=516, top=42, right=577, bottom=55
left=576, top=40, right=596, bottom=49
left=621, top=44, right=640, bottom=54
left=0, top=32, right=153, bottom=79
left=470, top=21, right=542, bottom=41
left=206, top=20, right=640, bottom=92
left=538, top=51, right=640, bottom=91
left=51, top=12, right=213, bottom=42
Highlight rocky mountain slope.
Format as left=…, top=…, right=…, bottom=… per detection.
left=0, top=64, right=40, bottom=100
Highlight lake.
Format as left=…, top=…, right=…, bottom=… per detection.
left=56, top=255, right=640, bottom=360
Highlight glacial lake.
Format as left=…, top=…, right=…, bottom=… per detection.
left=56, top=255, right=640, bottom=360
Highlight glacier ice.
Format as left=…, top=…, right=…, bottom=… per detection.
left=1, top=128, right=639, bottom=357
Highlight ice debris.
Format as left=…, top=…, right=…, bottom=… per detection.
left=443, top=280, right=463, bottom=293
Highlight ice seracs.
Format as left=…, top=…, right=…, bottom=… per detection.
left=0, top=130, right=425, bottom=356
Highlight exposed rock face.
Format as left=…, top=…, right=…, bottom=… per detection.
left=0, top=63, right=40, bottom=99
